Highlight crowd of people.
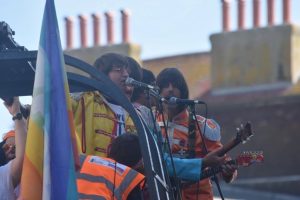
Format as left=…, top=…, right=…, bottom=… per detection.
left=1, top=52, right=238, bottom=199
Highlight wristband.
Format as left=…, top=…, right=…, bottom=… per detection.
left=12, top=113, right=23, bottom=121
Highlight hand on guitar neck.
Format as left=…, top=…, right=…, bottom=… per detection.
left=202, top=122, right=253, bottom=168
left=181, top=123, right=255, bottom=189
left=201, top=150, right=239, bottom=182
left=201, top=151, right=264, bottom=181
left=217, top=122, right=253, bottom=156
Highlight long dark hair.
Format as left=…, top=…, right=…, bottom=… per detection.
left=93, top=52, right=129, bottom=75
left=156, top=67, right=189, bottom=112
left=131, top=68, right=156, bottom=102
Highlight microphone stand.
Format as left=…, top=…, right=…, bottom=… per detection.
left=148, top=90, right=182, bottom=200
left=141, top=90, right=175, bottom=198
left=189, top=104, right=225, bottom=200
left=145, top=90, right=162, bottom=143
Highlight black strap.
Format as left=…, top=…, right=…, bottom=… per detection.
left=187, top=106, right=196, bottom=158
left=191, top=105, right=225, bottom=200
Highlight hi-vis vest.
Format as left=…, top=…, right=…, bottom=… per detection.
left=72, top=92, right=136, bottom=157
left=156, top=109, right=222, bottom=200
left=77, top=155, right=145, bottom=200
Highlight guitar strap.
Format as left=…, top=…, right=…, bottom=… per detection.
left=189, top=105, right=225, bottom=200
left=187, top=106, right=196, bottom=158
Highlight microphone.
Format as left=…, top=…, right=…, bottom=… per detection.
left=125, top=77, right=156, bottom=90
left=168, top=97, right=205, bottom=105
left=148, top=89, right=168, bottom=103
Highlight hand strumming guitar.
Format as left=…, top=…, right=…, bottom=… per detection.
left=221, top=157, right=238, bottom=183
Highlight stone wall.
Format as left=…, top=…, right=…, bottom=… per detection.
left=210, top=25, right=300, bottom=90
left=197, top=95, right=300, bottom=195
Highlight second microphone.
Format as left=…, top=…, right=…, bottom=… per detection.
left=125, top=77, right=157, bottom=90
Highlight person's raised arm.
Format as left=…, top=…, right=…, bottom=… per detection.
left=4, top=97, right=27, bottom=188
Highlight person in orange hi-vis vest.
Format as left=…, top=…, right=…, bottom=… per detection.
left=156, top=68, right=238, bottom=200
left=77, top=133, right=145, bottom=200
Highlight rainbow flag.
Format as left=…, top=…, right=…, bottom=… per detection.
left=20, top=0, right=79, bottom=199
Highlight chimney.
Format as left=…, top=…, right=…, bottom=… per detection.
left=238, top=0, right=246, bottom=30
left=283, top=0, right=291, bottom=24
left=64, top=16, right=73, bottom=49
left=253, top=0, right=261, bottom=28
left=267, top=0, right=275, bottom=26
left=92, top=13, right=101, bottom=46
left=121, top=9, right=131, bottom=43
left=222, top=0, right=231, bottom=32
left=105, top=11, right=115, bottom=45
left=78, top=15, right=88, bottom=48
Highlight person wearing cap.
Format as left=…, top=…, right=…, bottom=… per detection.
left=0, top=97, right=27, bottom=199
left=0, top=130, right=16, bottom=166
left=0, top=103, right=31, bottom=167
left=72, top=53, right=142, bottom=157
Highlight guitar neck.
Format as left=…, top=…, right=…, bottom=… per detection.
left=217, top=137, right=240, bottom=156
left=200, top=160, right=236, bottom=180
left=216, top=122, right=253, bottom=156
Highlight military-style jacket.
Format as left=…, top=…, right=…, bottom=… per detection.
left=156, top=109, right=222, bottom=200
left=72, top=92, right=136, bottom=157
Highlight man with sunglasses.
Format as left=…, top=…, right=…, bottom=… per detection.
left=0, top=97, right=27, bottom=199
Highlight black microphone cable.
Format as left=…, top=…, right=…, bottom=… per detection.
left=157, top=100, right=183, bottom=200
left=191, top=103, right=225, bottom=200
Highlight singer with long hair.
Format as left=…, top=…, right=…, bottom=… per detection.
left=71, top=53, right=142, bottom=157
left=156, top=68, right=238, bottom=200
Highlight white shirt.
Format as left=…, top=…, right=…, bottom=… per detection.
left=106, top=102, right=126, bottom=136
left=0, top=161, right=16, bottom=200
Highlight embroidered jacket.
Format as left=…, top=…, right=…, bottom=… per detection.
left=72, top=92, right=136, bottom=157
left=156, top=109, right=222, bottom=200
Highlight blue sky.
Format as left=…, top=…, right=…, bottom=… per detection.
left=1, top=0, right=300, bottom=134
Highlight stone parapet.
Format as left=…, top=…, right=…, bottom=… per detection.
left=210, top=25, right=300, bottom=92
